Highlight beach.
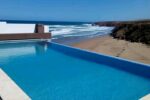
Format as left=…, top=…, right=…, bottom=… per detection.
left=72, top=35, right=150, bottom=64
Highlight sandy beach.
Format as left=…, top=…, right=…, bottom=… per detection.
left=72, top=36, right=150, bottom=64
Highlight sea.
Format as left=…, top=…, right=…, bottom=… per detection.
left=0, top=20, right=114, bottom=44
left=44, top=22, right=114, bottom=44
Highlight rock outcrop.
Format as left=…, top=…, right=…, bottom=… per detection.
left=94, top=20, right=150, bottom=44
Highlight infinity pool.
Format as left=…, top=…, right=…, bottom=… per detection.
left=0, top=41, right=150, bottom=100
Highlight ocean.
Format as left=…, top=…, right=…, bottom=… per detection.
left=0, top=20, right=114, bottom=44
left=47, top=23, right=114, bottom=44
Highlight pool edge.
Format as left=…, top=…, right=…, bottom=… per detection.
left=140, top=94, right=150, bottom=100
left=49, top=42, right=150, bottom=78
left=0, top=68, right=31, bottom=100
left=50, top=42, right=150, bottom=67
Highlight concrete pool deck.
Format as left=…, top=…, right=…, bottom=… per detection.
left=140, top=94, right=150, bottom=100
left=0, top=68, right=30, bottom=100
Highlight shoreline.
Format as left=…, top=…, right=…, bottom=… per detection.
left=72, top=35, right=150, bottom=64
left=51, top=34, right=109, bottom=45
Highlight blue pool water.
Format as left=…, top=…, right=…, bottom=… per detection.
left=0, top=41, right=150, bottom=100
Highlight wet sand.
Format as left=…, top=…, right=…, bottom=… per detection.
left=72, top=36, right=150, bottom=64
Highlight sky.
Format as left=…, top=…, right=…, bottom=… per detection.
left=0, top=0, right=150, bottom=22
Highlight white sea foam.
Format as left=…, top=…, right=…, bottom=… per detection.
left=49, top=24, right=114, bottom=38
left=44, top=25, right=49, bottom=33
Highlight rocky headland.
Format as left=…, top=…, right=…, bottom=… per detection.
left=94, top=20, right=150, bottom=45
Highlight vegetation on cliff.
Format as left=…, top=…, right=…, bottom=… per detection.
left=94, top=20, right=150, bottom=45
left=111, top=24, right=150, bottom=44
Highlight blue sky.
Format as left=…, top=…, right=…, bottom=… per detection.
left=0, top=0, right=150, bottom=22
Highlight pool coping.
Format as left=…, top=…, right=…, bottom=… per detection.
left=0, top=68, right=30, bottom=100
left=140, top=94, right=150, bottom=100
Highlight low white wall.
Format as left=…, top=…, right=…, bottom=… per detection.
left=0, top=22, right=49, bottom=33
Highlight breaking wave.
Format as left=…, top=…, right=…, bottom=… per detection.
left=48, top=24, right=114, bottom=39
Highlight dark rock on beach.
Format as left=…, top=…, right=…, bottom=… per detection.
left=94, top=20, right=150, bottom=44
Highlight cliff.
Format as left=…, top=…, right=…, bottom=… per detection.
left=94, top=20, right=150, bottom=44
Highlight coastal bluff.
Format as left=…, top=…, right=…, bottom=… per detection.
left=94, top=20, right=150, bottom=44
